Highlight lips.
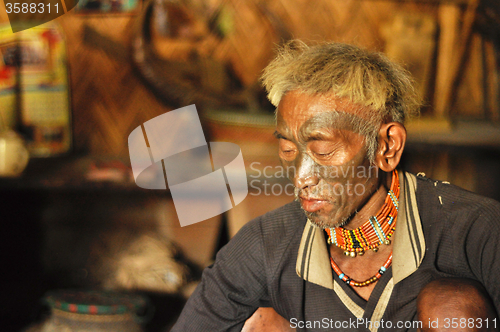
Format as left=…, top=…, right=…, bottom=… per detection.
left=299, top=196, right=328, bottom=213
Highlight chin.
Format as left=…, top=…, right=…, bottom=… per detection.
left=305, top=211, right=350, bottom=229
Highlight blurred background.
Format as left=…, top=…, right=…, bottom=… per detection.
left=0, top=0, right=499, bottom=331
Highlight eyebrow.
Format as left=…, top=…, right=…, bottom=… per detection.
left=298, top=112, right=366, bottom=142
left=273, top=131, right=289, bottom=140
left=306, top=132, right=330, bottom=141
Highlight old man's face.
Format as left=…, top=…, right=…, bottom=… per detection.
left=275, top=90, right=380, bottom=229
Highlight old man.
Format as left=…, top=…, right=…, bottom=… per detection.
left=171, top=41, right=500, bottom=332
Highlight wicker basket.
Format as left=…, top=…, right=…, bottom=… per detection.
left=41, top=290, right=149, bottom=332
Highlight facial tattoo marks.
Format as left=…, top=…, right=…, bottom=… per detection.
left=276, top=110, right=380, bottom=229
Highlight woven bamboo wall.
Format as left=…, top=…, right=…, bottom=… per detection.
left=1, top=0, right=498, bottom=156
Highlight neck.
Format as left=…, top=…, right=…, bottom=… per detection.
left=342, top=171, right=392, bottom=230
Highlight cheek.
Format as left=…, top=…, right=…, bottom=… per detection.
left=317, top=164, right=377, bottom=202
left=326, top=149, right=374, bottom=184
left=279, top=158, right=297, bottom=182
left=316, top=165, right=352, bottom=186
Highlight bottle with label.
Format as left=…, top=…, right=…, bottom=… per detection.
left=0, top=24, right=18, bottom=131
left=17, top=22, right=72, bottom=157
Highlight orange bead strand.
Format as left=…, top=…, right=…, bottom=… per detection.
left=330, top=253, right=393, bottom=287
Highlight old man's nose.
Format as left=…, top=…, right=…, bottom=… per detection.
left=294, top=155, right=320, bottom=189
left=295, top=174, right=320, bottom=190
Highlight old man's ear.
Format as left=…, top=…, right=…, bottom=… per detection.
left=375, top=122, right=407, bottom=172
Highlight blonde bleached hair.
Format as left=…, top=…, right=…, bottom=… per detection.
left=261, top=40, right=421, bottom=162
left=261, top=40, right=421, bottom=123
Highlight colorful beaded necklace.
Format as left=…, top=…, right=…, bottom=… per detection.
left=330, top=252, right=392, bottom=287
left=325, top=170, right=399, bottom=257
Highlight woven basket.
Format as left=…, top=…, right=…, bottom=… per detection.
left=41, top=290, right=149, bottom=332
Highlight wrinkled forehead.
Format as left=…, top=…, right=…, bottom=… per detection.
left=298, top=112, right=371, bottom=140
left=276, top=90, right=377, bottom=141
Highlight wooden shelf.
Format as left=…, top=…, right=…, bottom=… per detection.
left=0, top=154, right=168, bottom=194
left=407, top=118, right=500, bottom=149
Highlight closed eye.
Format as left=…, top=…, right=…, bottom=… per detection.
left=277, top=135, right=298, bottom=161
left=314, top=151, right=334, bottom=157
left=308, top=141, right=341, bottom=161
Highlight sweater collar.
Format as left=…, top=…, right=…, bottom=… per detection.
left=295, top=171, right=426, bottom=289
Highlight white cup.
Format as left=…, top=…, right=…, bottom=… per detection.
left=0, top=130, right=30, bottom=177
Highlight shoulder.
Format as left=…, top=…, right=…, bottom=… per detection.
left=414, top=173, right=500, bottom=228
left=228, top=201, right=306, bottom=271
left=236, top=200, right=307, bottom=239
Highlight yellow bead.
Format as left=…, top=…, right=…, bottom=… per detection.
left=384, top=239, right=391, bottom=245
left=349, top=251, right=356, bottom=258
left=344, top=251, right=350, bottom=256
left=372, top=247, right=379, bottom=252
left=358, top=251, right=364, bottom=256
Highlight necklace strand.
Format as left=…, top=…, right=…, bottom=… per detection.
left=330, top=252, right=392, bottom=287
